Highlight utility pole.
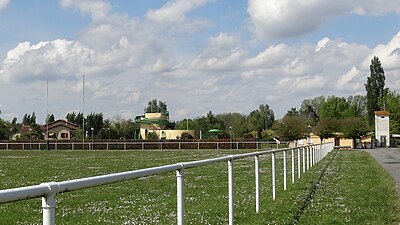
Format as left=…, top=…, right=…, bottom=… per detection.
left=82, top=75, right=85, bottom=149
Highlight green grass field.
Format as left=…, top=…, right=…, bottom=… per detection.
left=0, top=149, right=399, bottom=224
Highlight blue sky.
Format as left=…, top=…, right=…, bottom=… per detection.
left=1, top=0, right=400, bottom=123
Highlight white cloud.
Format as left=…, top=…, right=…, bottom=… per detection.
left=0, top=39, right=96, bottom=83
left=243, top=43, right=295, bottom=68
left=335, top=66, right=363, bottom=92
left=146, top=0, right=210, bottom=24
left=247, top=0, right=400, bottom=39
left=366, top=32, right=400, bottom=71
left=275, top=76, right=327, bottom=95
left=140, top=58, right=173, bottom=74
left=315, top=37, right=332, bottom=52
left=59, top=0, right=111, bottom=20
left=0, top=0, right=9, bottom=11
left=190, top=32, right=246, bottom=71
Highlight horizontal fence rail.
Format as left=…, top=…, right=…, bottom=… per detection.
left=0, top=143, right=334, bottom=225
left=0, top=141, right=288, bottom=151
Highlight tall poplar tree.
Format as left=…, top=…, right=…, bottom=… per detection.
left=365, top=56, right=387, bottom=126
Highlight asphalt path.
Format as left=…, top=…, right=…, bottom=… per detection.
left=363, top=148, right=400, bottom=195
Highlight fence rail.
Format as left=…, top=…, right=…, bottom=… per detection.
left=0, top=143, right=334, bottom=225
left=0, top=141, right=287, bottom=150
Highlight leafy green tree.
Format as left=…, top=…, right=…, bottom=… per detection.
left=75, top=113, right=84, bottom=128
left=217, top=131, right=230, bottom=139
left=216, top=112, right=249, bottom=138
left=178, top=111, right=226, bottom=138
left=46, top=114, right=55, bottom=123
left=247, top=104, right=275, bottom=139
left=300, top=105, right=319, bottom=125
left=381, top=90, right=400, bottom=134
left=31, top=112, right=36, bottom=125
left=146, top=132, right=159, bottom=140
left=67, top=112, right=84, bottom=128
left=144, top=99, right=168, bottom=114
left=66, top=112, right=76, bottom=123
left=319, top=96, right=350, bottom=119
left=273, top=115, right=308, bottom=142
left=285, top=107, right=299, bottom=117
left=247, top=110, right=263, bottom=138
left=314, top=118, right=339, bottom=142
left=176, top=118, right=197, bottom=130
left=261, top=129, right=277, bottom=141
left=340, top=117, right=369, bottom=148
left=259, top=104, right=275, bottom=129
left=300, top=96, right=325, bottom=115
left=0, top=118, right=11, bottom=140
left=10, top=117, right=19, bottom=135
left=300, top=96, right=325, bottom=125
left=71, top=129, right=84, bottom=140
left=86, top=112, right=104, bottom=137
left=365, top=56, right=388, bottom=126
left=346, top=95, right=367, bottom=119
left=22, top=112, right=37, bottom=125
left=111, top=116, right=138, bottom=139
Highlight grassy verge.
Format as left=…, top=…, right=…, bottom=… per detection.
left=297, top=150, right=400, bottom=225
left=0, top=149, right=399, bottom=224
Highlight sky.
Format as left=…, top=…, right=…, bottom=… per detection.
left=1, top=0, right=400, bottom=124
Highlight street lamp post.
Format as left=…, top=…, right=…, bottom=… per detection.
left=29, top=128, right=32, bottom=150
left=186, top=115, right=189, bottom=131
left=229, top=126, right=232, bottom=150
left=91, top=127, right=94, bottom=150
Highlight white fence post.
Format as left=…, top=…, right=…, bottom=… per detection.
left=291, top=148, right=295, bottom=184
left=41, top=182, right=59, bottom=225
left=311, top=146, right=314, bottom=167
left=318, top=145, right=322, bottom=162
left=228, top=158, right=234, bottom=225
left=255, top=154, right=260, bottom=213
left=283, top=150, right=287, bottom=191
left=306, top=146, right=310, bottom=170
left=176, top=167, right=185, bottom=225
left=272, top=152, right=276, bottom=200
left=318, top=145, right=321, bottom=162
left=297, top=148, right=301, bottom=178
left=313, top=146, right=316, bottom=165
left=302, top=147, right=306, bottom=173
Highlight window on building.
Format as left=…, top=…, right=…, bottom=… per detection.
left=60, top=132, right=69, bottom=139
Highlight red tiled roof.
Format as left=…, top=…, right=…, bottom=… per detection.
left=20, top=125, right=33, bottom=133
left=374, top=111, right=390, bottom=116
left=40, top=119, right=79, bottom=131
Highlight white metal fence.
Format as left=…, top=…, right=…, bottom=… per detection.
left=0, top=143, right=334, bottom=225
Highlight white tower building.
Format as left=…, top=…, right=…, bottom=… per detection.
left=375, top=111, right=390, bottom=147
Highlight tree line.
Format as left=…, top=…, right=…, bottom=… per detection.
left=175, top=56, right=398, bottom=144
left=0, top=56, right=398, bottom=143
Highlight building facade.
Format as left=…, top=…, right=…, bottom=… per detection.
left=375, top=111, right=390, bottom=147
left=135, top=112, right=195, bottom=140
left=41, top=119, right=79, bottom=140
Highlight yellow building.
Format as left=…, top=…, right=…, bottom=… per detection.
left=135, top=112, right=195, bottom=140
left=297, top=132, right=372, bottom=148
